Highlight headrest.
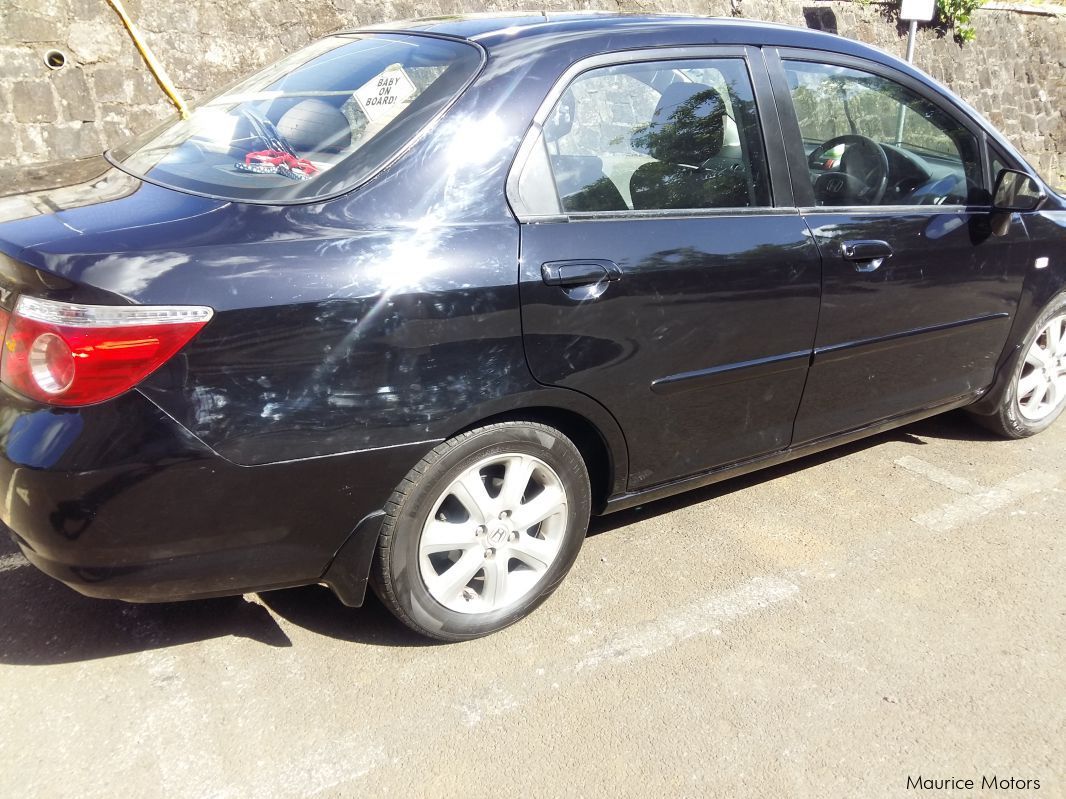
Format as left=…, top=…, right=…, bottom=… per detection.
left=544, top=91, right=577, bottom=143
left=631, top=82, right=726, bottom=166
left=276, top=99, right=351, bottom=154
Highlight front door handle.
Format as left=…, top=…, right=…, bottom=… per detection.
left=840, top=240, right=893, bottom=273
left=541, top=259, right=621, bottom=287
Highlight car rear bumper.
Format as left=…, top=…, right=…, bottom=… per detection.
left=0, top=387, right=433, bottom=604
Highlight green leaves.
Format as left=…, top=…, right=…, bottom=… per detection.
left=936, top=0, right=985, bottom=43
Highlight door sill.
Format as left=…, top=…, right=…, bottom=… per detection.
left=602, top=392, right=981, bottom=514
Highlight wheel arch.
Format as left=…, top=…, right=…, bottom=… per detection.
left=321, top=388, right=629, bottom=608
left=970, top=256, right=1066, bottom=416
left=444, top=391, right=630, bottom=512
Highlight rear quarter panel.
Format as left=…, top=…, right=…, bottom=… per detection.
left=0, top=79, right=540, bottom=467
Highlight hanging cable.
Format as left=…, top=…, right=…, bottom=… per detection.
left=106, top=0, right=190, bottom=120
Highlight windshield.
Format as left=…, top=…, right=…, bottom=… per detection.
left=110, top=33, right=483, bottom=203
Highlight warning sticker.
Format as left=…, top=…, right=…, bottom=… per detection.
left=353, top=64, right=417, bottom=124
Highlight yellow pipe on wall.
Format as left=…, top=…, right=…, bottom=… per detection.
left=106, top=0, right=190, bottom=120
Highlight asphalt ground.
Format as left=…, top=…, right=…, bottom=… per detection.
left=1, top=409, right=1063, bottom=798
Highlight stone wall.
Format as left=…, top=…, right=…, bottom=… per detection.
left=1, top=0, right=1063, bottom=191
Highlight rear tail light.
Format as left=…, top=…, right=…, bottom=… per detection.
left=0, top=296, right=213, bottom=406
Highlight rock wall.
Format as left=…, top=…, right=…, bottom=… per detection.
left=1, top=0, right=1063, bottom=191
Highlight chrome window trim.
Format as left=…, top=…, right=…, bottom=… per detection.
left=797, top=205, right=977, bottom=215
left=522, top=206, right=801, bottom=224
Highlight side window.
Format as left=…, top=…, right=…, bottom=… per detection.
left=782, top=61, right=984, bottom=207
left=524, top=57, right=771, bottom=215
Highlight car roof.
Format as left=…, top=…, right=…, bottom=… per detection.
left=355, top=11, right=875, bottom=54
left=351, top=13, right=946, bottom=117
left=340, top=12, right=1037, bottom=186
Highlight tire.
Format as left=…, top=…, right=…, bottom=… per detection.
left=970, top=292, right=1066, bottom=438
left=370, top=421, right=592, bottom=641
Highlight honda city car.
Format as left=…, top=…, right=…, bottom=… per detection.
left=0, top=13, right=1062, bottom=640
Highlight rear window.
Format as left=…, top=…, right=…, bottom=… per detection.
left=109, top=34, right=483, bottom=203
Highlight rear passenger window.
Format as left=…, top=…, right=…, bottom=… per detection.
left=524, top=58, right=771, bottom=215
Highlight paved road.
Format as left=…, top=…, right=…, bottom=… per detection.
left=1, top=411, right=1063, bottom=798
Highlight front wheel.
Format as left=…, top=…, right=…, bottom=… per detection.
left=370, top=421, right=591, bottom=641
left=970, top=294, right=1066, bottom=438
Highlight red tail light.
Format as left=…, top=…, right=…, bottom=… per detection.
left=0, top=296, right=213, bottom=406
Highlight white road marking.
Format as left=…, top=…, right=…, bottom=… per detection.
left=454, top=686, right=520, bottom=727
left=911, top=469, right=1060, bottom=533
left=448, top=574, right=800, bottom=728
left=574, top=575, right=799, bottom=672
left=244, top=740, right=385, bottom=799
left=894, top=455, right=978, bottom=494
left=134, top=648, right=240, bottom=799
left=0, top=552, right=27, bottom=573
left=131, top=607, right=387, bottom=799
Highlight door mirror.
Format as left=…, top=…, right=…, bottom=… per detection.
left=993, top=168, right=1046, bottom=212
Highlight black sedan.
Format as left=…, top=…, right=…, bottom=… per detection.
left=0, top=13, right=1061, bottom=641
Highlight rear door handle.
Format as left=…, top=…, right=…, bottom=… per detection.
left=839, top=240, right=893, bottom=273
left=541, top=259, right=621, bottom=287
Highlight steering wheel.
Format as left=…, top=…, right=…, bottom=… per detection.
left=237, top=107, right=300, bottom=157
left=808, top=134, right=889, bottom=205
left=908, top=174, right=962, bottom=206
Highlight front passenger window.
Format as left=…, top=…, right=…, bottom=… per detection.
left=783, top=61, right=984, bottom=207
left=537, top=58, right=772, bottom=214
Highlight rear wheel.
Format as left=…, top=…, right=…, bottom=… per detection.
left=371, top=421, right=591, bottom=641
left=971, top=294, right=1066, bottom=438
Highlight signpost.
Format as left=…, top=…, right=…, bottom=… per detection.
left=895, top=0, right=937, bottom=144
left=899, top=0, right=936, bottom=62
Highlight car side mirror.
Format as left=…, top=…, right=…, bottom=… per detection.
left=990, top=169, right=1046, bottom=237
left=993, top=168, right=1046, bottom=212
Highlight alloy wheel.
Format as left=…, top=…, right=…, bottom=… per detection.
left=1017, top=313, right=1066, bottom=422
left=418, top=453, right=569, bottom=614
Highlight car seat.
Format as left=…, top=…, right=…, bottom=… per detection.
left=276, top=99, right=352, bottom=154
left=629, top=83, right=752, bottom=210
left=544, top=92, right=628, bottom=213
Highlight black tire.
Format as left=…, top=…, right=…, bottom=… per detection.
left=370, top=421, right=591, bottom=642
left=969, top=292, right=1066, bottom=438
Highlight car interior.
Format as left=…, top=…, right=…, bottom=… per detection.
left=627, top=81, right=754, bottom=211
left=124, top=42, right=989, bottom=211
left=539, top=58, right=987, bottom=214
left=542, top=63, right=764, bottom=214
left=784, top=63, right=985, bottom=207
left=115, top=34, right=478, bottom=199
left=543, top=91, right=630, bottom=213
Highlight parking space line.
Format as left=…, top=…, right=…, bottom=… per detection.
left=448, top=575, right=800, bottom=730
left=0, top=553, right=26, bottom=573
left=894, top=455, right=979, bottom=495
left=910, top=469, right=1059, bottom=533
left=574, top=575, right=799, bottom=672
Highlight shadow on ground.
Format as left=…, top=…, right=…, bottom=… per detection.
left=588, top=410, right=1003, bottom=537
left=0, top=540, right=429, bottom=665
left=0, top=554, right=290, bottom=666
left=0, top=411, right=1005, bottom=664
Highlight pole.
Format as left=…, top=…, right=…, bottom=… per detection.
left=894, top=20, right=918, bottom=146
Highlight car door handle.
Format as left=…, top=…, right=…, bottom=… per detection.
left=541, top=260, right=621, bottom=287
left=839, top=240, right=893, bottom=272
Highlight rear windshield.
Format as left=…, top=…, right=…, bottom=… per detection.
left=109, top=34, right=482, bottom=203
